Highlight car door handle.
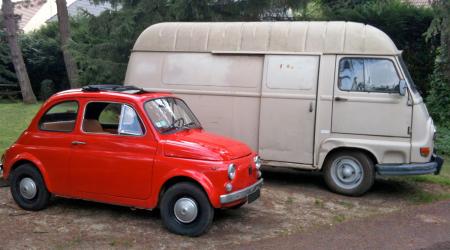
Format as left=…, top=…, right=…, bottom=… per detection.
left=72, top=141, right=86, bottom=145
left=334, top=97, right=348, bottom=102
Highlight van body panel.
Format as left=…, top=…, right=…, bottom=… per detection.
left=125, top=22, right=438, bottom=175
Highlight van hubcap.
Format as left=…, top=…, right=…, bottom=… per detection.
left=331, top=157, right=363, bottom=189
left=174, top=197, right=198, bottom=224
left=19, top=177, right=37, bottom=200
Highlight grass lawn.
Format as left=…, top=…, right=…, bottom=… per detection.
left=0, top=102, right=42, bottom=154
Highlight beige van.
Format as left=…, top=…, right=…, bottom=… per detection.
left=125, top=22, right=444, bottom=196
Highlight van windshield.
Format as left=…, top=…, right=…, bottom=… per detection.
left=144, top=97, right=201, bottom=134
left=399, top=56, right=419, bottom=94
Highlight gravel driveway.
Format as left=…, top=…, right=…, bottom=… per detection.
left=0, top=167, right=446, bottom=249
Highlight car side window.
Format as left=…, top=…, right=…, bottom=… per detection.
left=338, top=58, right=400, bottom=93
left=39, top=101, right=79, bottom=132
left=83, top=102, right=144, bottom=136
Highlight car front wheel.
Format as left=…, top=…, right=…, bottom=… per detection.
left=10, top=164, right=50, bottom=211
left=323, top=151, right=375, bottom=196
left=160, top=182, right=214, bottom=237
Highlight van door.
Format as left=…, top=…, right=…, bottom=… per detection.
left=332, top=56, right=412, bottom=137
left=258, top=55, right=319, bottom=164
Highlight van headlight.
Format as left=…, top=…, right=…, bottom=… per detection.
left=254, top=156, right=261, bottom=170
left=228, top=164, right=236, bottom=180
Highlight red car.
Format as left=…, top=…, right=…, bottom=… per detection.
left=0, top=85, right=263, bottom=236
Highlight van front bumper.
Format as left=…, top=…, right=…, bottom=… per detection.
left=220, top=179, right=263, bottom=204
left=376, top=154, right=444, bottom=176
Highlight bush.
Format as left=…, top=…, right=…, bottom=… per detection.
left=39, top=79, right=55, bottom=100
left=436, top=126, right=450, bottom=156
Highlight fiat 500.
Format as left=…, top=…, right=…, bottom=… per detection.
left=0, top=85, right=263, bottom=236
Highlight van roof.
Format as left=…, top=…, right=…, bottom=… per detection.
left=133, top=22, right=401, bottom=55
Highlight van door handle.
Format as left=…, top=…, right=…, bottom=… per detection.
left=334, top=97, right=348, bottom=102
left=309, top=102, right=313, bottom=112
left=72, top=141, right=86, bottom=145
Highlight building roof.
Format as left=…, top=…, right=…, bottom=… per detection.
left=405, top=0, right=433, bottom=7
left=133, top=22, right=401, bottom=55
left=13, top=0, right=46, bottom=30
left=47, top=0, right=113, bottom=22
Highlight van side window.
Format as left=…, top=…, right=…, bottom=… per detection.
left=39, top=101, right=79, bottom=132
left=338, top=58, right=400, bottom=93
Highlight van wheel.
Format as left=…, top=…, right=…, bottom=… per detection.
left=323, top=151, right=375, bottom=196
left=160, top=182, right=214, bottom=237
left=10, top=164, right=50, bottom=211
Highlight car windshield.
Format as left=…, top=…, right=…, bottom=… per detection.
left=399, top=56, right=419, bottom=94
left=144, top=97, right=201, bottom=134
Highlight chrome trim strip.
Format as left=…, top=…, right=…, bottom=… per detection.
left=220, top=179, right=263, bottom=204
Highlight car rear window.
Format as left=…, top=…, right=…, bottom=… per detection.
left=39, top=101, right=79, bottom=132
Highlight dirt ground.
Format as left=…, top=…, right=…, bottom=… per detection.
left=0, top=167, right=447, bottom=249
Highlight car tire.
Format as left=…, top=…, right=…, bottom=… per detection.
left=160, top=182, right=214, bottom=237
left=10, top=164, right=50, bottom=211
left=323, top=150, right=375, bottom=196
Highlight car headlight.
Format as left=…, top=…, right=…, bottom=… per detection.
left=228, top=164, right=236, bottom=180
left=254, top=156, right=261, bottom=170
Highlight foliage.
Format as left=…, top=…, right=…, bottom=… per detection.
left=20, top=22, right=70, bottom=95
left=425, top=0, right=450, bottom=127
left=315, top=0, right=437, bottom=96
left=39, top=79, right=56, bottom=100
left=435, top=125, right=450, bottom=156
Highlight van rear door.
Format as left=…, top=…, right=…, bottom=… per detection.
left=258, top=55, right=320, bottom=164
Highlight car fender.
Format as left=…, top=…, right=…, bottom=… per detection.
left=154, top=168, right=221, bottom=208
left=7, top=152, right=52, bottom=191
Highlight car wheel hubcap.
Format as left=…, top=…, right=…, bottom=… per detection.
left=331, top=157, right=363, bottom=190
left=19, top=177, right=37, bottom=200
left=174, top=197, right=198, bottom=224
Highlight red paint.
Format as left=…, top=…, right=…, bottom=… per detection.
left=2, top=89, right=260, bottom=209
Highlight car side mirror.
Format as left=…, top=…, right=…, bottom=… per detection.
left=399, top=79, right=407, bottom=96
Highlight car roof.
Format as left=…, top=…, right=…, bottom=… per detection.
left=49, top=87, right=174, bottom=103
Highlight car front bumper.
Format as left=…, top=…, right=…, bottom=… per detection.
left=376, top=154, right=444, bottom=176
left=220, top=179, right=263, bottom=204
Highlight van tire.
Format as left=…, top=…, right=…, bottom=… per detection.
left=160, top=182, right=214, bottom=237
left=323, top=151, right=375, bottom=196
left=10, top=164, right=51, bottom=211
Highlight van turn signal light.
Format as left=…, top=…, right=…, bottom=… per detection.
left=420, top=147, right=430, bottom=157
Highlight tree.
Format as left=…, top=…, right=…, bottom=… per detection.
left=56, top=0, right=80, bottom=88
left=0, top=17, right=17, bottom=85
left=1, top=0, right=37, bottom=104
left=426, top=0, right=450, bottom=126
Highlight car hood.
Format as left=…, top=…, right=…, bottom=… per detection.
left=163, top=129, right=252, bottom=161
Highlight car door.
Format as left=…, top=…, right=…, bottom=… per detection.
left=32, top=100, right=80, bottom=195
left=332, top=56, right=412, bottom=138
left=69, top=100, right=157, bottom=200
left=258, top=55, right=319, bottom=164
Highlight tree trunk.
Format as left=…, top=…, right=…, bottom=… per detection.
left=56, top=0, right=80, bottom=88
left=2, top=0, right=37, bottom=104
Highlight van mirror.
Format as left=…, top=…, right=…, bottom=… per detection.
left=399, top=79, right=407, bottom=96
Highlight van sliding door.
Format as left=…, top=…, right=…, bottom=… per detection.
left=258, top=55, right=319, bottom=164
